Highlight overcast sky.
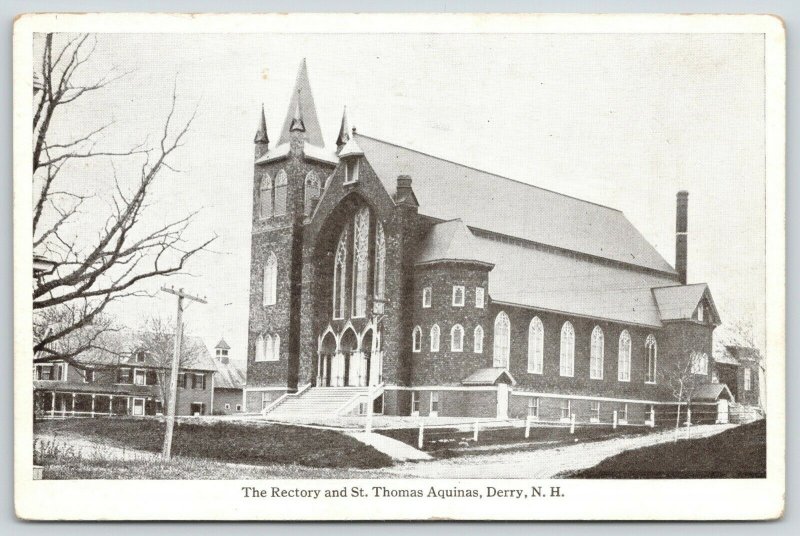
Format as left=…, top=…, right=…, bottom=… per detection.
left=40, top=32, right=766, bottom=359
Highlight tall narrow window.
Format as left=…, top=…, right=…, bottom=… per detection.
left=273, top=169, right=288, bottom=216
left=304, top=171, right=320, bottom=215
left=271, top=334, right=280, bottom=362
left=374, top=222, right=386, bottom=305
left=493, top=312, right=510, bottom=368
left=527, top=317, right=544, bottom=374
left=475, top=287, right=485, bottom=309
left=352, top=208, right=370, bottom=318
left=255, top=334, right=266, bottom=362
left=344, top=159, right=359, bottom=184
left=259, top=172, right=273, bottom=219
left=690, top=352, right=709, bottom=375
left=452, top=285, right=465, bottom=306
left=474, top=325, right=484, bottom=353
left=263, top=252, right=277, bottom=306
left=332, top=229, right=347, bottom=319
left=560, top=321, right=575, bottom=377
left=645, top=334, right=657, bottom=384
left=264, top=335, right=273, bottom=363
left=422, top=287, right=432, bottom=308
left=618, top=330, right=632, bottom=382
left=430, top=324, right=440, bottom=352
left=590, top=326, right=604, bottom=379
left=744, top=367, right=752, bottom=390
left=412, top=326, right=422, bottom=353
left=451, top=324, right=464, bottom=352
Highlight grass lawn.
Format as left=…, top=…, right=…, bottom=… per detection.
left=565, top=420, right=767, bottom=479
left=35, top=417, right=393, bottom=478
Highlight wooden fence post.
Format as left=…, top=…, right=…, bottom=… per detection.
left=418, top=422, right=424, bottom=449
left=570, top=413, right=576, bottom=434
left=650, top=407, right=656, bottom=428
left=525, top=416, right=531, bottom=439
left=473, top=421, right=479, bottom=442
left=613, top=410, right=618, bottom=429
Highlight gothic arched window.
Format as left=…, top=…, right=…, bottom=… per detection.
left=352, top=207, right=370, bottom=318
left=332, top=229, right=347, bottom=319
left=412, top=326, right=422, bottom=353
left=263, top=252, right=277, bottom=306
left=374, top=221, right=386, bottom=304
left=255, top=334, right=266, bottom=362
left=430, top=324, right=440, bottom=352
left=265, top=335, right=274, bottom=363
left=618, top=330, right=632, bottom=382
left=259, top=172, right=273, bottom=219
left=273, top=169, right=288, bottom=216
left=590, top=326, right=604, bottom=379
left=451, top=324, right=464, bottom=352
left=474, top=325, right=484, bottom=354
left=272, top=334, right=281, bottom=362
left=493, top=312, right=510, bottom=368
left=560, top=321, right=575, bottom=377
left=304, top=171, right=320, bottom=215
left=645, top=334, right=657, bottom=383
left=527, top=317, right=544, bottom=374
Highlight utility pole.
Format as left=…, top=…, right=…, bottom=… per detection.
left=161, top=286, right=207, bottom=460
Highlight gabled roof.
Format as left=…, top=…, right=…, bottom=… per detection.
left=254, top=143, right=290, bottom=164
left=415, top=219, right=494, bottom=267
left=71, top=331, right=217, bottom=371
left=462, top=367, right=516, bottom=386
left=215, top=338, right=231, bottom=350
left=354, top=133, right=676, bottom=274
left=338, top=137, right=364, bottom=158
left=724, top=345, right=761, bottom=362
left=652, top=283, right=720, bottom=324
left=276, top=59, right=325, bottom=148
left=693, top=383, right=734, bottom=402
left=214, top=359, right=246, bottom=389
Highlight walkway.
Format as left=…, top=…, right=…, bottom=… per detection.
left=347, top=431, right=432, bottom=461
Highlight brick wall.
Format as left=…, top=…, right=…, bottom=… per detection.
left=213, top=388, right=244, bottom=414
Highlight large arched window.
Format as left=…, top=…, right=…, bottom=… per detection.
left=451, top=324, right=464, bottom=352
left=559, top=321, right=575, bottom=377
left=352, top=207, right=370, bottom=318
left=263, top=252, right=277, bottom=306
left=412, top=326, right=422, bottom=353
left=272, top=334, right=281, bottom=362
left=645, top=334, right=657, bottom=383
left=527, top=317, right=544, bottom=374
left=430, top=324, right=440, bottom=352
left=374, top=221, right=386, bottom=305
left=255, top=334, right=266, bottom=362
left=304, top=171, right=320, bottom=215
left=332, top=229, right=347, bottom=319
left=493, top=312, right=510, bottom=368
left=590, top=326, right=604, bottom=380
left=265, top=335, right=274, bottom=363
left=273, top=169, right=288, bottom=216
left=259, top=172, right=273, bottom=219
left=618, top=330, right=632, bottom=382
left=474, top=325, right=484, bottom=354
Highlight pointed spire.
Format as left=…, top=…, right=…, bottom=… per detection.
left=336, top=106, right=350, bottom=149
left=277, top=59, right=325, bottom=148
left=254, top=104, right=269, bottom=145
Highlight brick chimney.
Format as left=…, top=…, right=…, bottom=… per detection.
left=395, top=175, right=418, bottom=208
left=675, top=190, right=689, bottom=285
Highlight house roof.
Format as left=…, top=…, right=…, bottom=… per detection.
left=355, top=133, right=676, bottom=274
left=725, top=345, right=761, bottom=362
left=652, top=283, right=719, bottom=323
left=72, top=331, right=217, bottom=371
left=214, top=359, right=246, bottom=389
left=462, top=367, right=516, bottom=386
left=415, top=219, right=494, bottom=267
left=215, top=338, right=231, bottom=350
left=276, top=59, right=325, bottom=149
left=693, top=383, right=734, bottom=402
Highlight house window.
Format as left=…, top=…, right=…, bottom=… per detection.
left=236, top=404, right=242, bottom=411
left=475, top=287, right=485, bottom=309
left=473, top=325, right=484, bottom=354
left=224, top=403, right=231, bottom=410
left=696, top=302, right=705, bottom=322
left=374, top=222, right=386, bottom=307
left=646, top=405, right=655, bottom=424
left=430, top=324, right=440, bottom=352
left=261, top=392, right=270, bottom=410
left=273, top=169, right=288, bottom=216
left=344, top=159, right=359, bottom=184
left=527, top=317, right=544, bottom=374
left=192, top=373, right=206, bottom=390
left=645, top=334, right=657, bottom=384
left=178, top=373, right=187, bottom=389
left=411, top=391, right=420, bottom=416
left=259, top=172, right=273, bottom=219
left=35, top=364, right=57, bottom=381
left=619, top=403, right=628, bottom=424
left=617, top=330, right=632, bottom=382
left=304, top=171, right=321, bottom=215
left=134, top=369, right=147, bottom=386
left=412, top=326, right=422, bottom=353
left=690, top=352, right=709, bottom=375
left=560, top=399, right=572, bottom=421
left=527, top=397, right=540, bottom=419
left=333, top=229, right=347, bottom=319
left=559, top=321, right=575, bottom=377
left=422, top=287, right=432, bottom=308
left=451, top=324, right=464, bottom=352
left=117, top=367, right=131, bottom=384
left=590, top=326, right=604, bottom=380
left=493, top=311, right=511, bottom=368
left=135, top=351, right=146, bottom=363
left=352, top=208, right=370, bottom=318
left=452, top=285, right=465, bottom=307
left=590, top=401, right=601, bottom=423
left=744, top=367, right=752, bottom=391
left=263, top=252, right=277, bottom=307
left=430, top=392, right=440, bottom=416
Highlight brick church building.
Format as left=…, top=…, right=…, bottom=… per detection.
left=244, top=60, right=726, bottom=424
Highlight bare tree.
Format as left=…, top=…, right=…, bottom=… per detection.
left=718, top=318, right=766, bottom=409
left=662, top=351, right=705, bottom=442
left=32, top=33, right=215, bottom=362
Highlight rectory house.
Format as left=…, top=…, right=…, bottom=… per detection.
left=245, top=60, right=732, bottom=424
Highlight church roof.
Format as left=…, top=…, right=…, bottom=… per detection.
left=276, top=59, right=325, bottom=148
left=652, top=283, right=719, bottom=323
left=415, top=219, right=493, bottom=267
left=354, top=133, right=676, bottom=275
left=693, top=383, right=734, bottom=402
left=462, top=367, right=516, bottom=386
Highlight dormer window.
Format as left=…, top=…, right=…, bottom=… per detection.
left=344, top=158, right=359, bottom=184
left=135, top=351, right=146, bottom=363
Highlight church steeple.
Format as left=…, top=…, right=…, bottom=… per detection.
left=254, top=104, right=269, bottom=145
left=277, top=59, right=325, bottom=148
left=336, top=106, right=350, bottom=151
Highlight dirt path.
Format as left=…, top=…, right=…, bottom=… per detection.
left=382, top=424, right=737, bottom=478
left=36, top=432, right=161, bottom=462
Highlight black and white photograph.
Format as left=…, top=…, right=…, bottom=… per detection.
left=14, top=12, right=785, bottom=521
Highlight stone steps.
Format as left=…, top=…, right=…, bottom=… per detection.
left=265, top=387, right=368, bottom=418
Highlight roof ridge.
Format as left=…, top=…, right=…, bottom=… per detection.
left=355, top=132, right=623, bottom=214
left=651, top=282, right=708, bottom=290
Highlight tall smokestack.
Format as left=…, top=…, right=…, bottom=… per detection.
left=675, top=190, right=689, bottom=285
